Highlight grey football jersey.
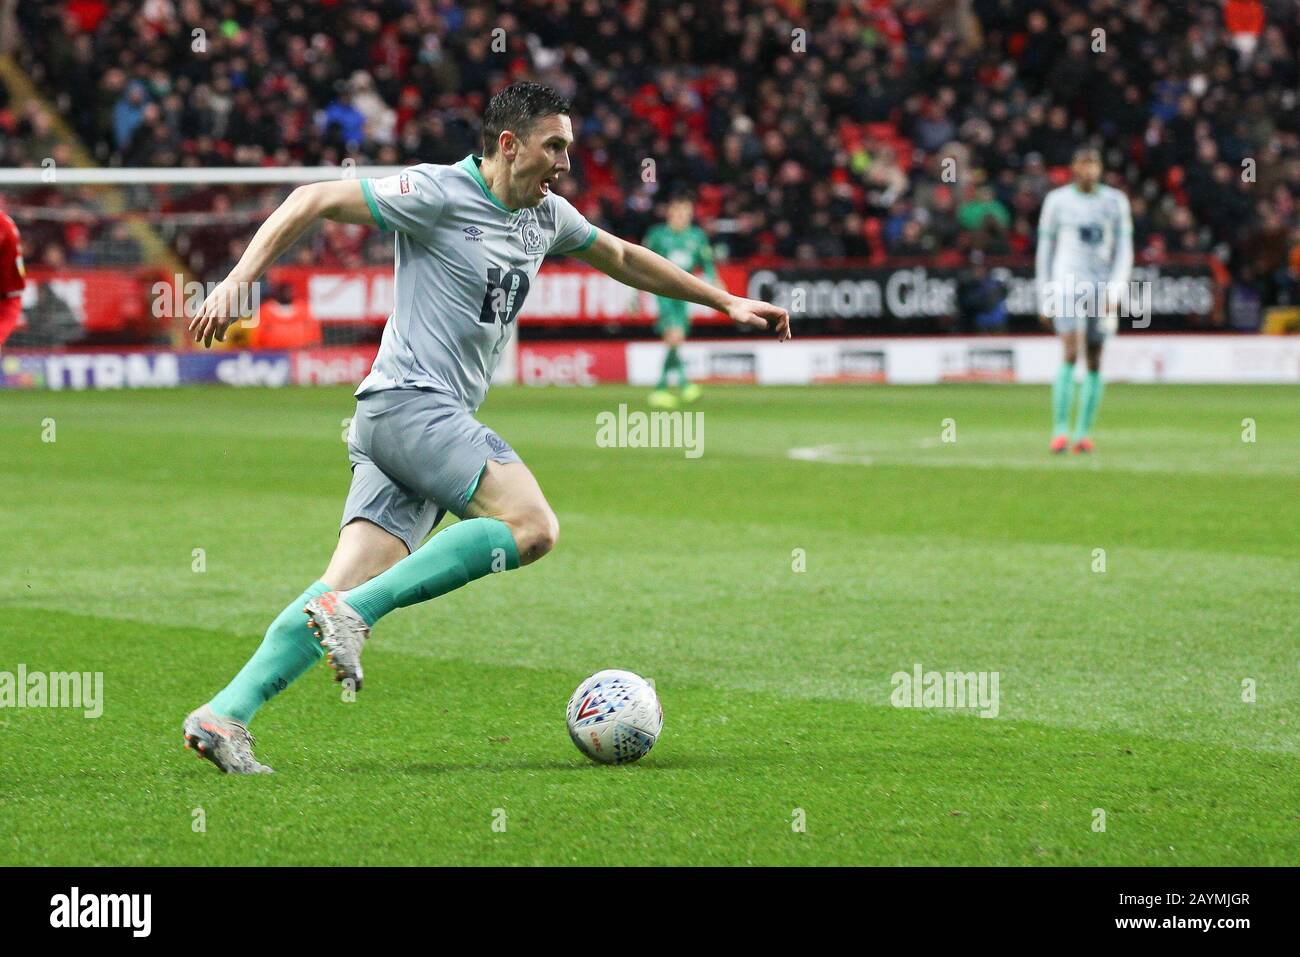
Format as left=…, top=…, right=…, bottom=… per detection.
left=355, top=154, right=597, bottom=410
left=1035, top=183, right=1133, bottom=287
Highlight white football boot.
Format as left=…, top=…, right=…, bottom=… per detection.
left=182, top=704, right=273, bottom=774
left=303, top=591, right=370, bottom=691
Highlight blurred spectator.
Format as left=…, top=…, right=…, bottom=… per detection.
left=958, top=185, right=1011, bottom=234
left=1224, top=0, right=1265, bottom=63
left=248, top=282, right=320, bottom=350
left=1227, top=267, right=1264, bottom=330
left=113, top=81, right=149, bottom=152
left=321, top=86, right=367, bottom=150
left=957, top=254, right=1010, bottom=335
left=7, top=283, right=81, bottom=348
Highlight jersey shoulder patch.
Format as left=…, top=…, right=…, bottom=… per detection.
left=371, top=163, right=447, bottom=198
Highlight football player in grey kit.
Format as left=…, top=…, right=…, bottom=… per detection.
left=182, top=82, right=791, bottom=773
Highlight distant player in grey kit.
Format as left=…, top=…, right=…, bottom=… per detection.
left=1036, top=146, right=1133, bottom=454
left=182, top=82, right=791, bottom=772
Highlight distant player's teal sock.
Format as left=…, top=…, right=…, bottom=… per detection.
left=669, top=347, right=689, bottom=387
left=657, top=347, right=679, bottom=389
left=209, top=580, right=330, bottom=724
left=1052, top=361, right=1076, bottom=436
left=1075, top=370, right=1104, bottom=439
left=345, top=517, right=521, bottom=626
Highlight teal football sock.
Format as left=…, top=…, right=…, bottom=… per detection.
left=345, top=517, right=521, bottom=626
left=668, top=346, right=689, bottom=386
left=657, top=346, right=680, bottom=389
left=656, top=348, right=672, bottom=389
left=1075, top=370, right=1105, bottom=439
left=209, top=580, right=330, bottom=724
left=1052, top=361, right=1076, bottom=436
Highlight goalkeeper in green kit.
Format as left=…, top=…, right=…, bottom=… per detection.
left=642, top=196, right=721, bottom=408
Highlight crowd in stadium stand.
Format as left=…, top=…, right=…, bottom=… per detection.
left=3, top=0, right=1299, bottom=320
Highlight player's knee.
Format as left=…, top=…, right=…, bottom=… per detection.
left=506, top=505, right=559, bottom=565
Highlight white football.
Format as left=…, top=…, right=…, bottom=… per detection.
left=565, top=669, right=663, bottom=764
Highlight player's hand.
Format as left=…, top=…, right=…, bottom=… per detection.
left=727, top=296, right=791, bottom=341
left=189, top=277, right=251, bottom=348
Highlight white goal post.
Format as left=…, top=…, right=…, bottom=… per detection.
left=0, top=166, right=404, bottom=185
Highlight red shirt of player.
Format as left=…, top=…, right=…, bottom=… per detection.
left=0, top=211, right=26, bottom=345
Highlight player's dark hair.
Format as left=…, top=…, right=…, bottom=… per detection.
left=481, top=82, right=571, bottom=157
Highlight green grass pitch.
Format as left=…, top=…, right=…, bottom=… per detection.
left=1, top=382, right=1297, bottom=866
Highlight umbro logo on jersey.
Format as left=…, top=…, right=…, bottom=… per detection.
left=463, top=226, right=484, bottom=241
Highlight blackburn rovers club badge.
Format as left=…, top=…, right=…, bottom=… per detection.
left=521, top=220, right=544, bottom=255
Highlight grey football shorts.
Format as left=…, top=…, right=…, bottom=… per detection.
left=1052, top=310, right=1118, bottom=343
left=341, top=387, right=522, bottom=554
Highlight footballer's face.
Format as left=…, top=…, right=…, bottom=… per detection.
left=667, top=200, right=693, bottom=230
left=507, top=113, right=573, bottom=208
left=1072, top=155, right=1102, bottom=190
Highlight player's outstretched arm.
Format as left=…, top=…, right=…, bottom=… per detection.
left=572, top=228, right=790, bottom=340
left=189, top=180, right=375, bottom=347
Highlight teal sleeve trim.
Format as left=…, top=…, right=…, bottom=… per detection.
left=573, top=224, right=598, bottom=252
left=360, top=179, right=389, bottom=231
left=462, top=463, right=487, bottom=510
